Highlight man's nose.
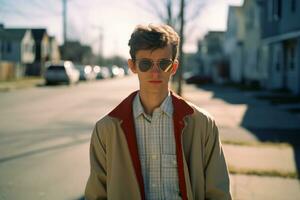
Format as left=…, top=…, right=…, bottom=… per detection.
left=150, top=62, right=160, bottom=73
left=150, top=62, right=160, bottom=78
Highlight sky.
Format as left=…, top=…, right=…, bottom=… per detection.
left=0, top=0, right=243, bottom=58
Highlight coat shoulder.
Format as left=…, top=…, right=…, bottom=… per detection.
left=185, top=100, right=216, bottom=123
left=95, top=115, right=120, bottom=132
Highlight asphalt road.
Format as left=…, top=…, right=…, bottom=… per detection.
left=0, top=76, right=139, bottom=200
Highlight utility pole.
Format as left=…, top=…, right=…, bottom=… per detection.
left=99, top=29, right=103, bottom=57
left=63, top=0, right=67, bottom=44
left=92, top=25, right=104, bottom=57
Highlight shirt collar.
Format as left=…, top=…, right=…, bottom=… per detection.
left=133, top=93, right=145, bottom=119
left=133, top=91, right=173, bottom=119
left=159, top=92, right=173, bottom=117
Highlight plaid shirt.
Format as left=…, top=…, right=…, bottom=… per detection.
left=133, top=93, right=181, bottom=200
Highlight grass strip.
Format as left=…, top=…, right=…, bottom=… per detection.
left=229, top=166, right=298, bottom=179
left=0, top=77, right=43, bottom=91
left=222, top=140, right=291, bottom=148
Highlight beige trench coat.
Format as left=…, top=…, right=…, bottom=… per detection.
left=85, top=91, right=231, bottom=200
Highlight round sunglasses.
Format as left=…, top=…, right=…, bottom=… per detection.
left=135, top=58, right=174, bottom=72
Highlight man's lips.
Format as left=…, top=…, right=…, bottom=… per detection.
left=149, top=80, right=162, bottom=83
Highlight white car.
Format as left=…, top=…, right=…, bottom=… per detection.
left=111, top=65, right=125, bottom=78
left=77, top=65, right=96, bottom=81
left=96, top=66, right=111, bottom=79
left=44, top=61, right=80, bottom=85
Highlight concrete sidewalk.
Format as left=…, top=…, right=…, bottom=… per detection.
left=182, top=84, right=300, bottom=200
left=223, top=144, right=297, bottom=176
left=230, top=174, right=300, bottom=200
left=183, top=84, right=300, bottom=130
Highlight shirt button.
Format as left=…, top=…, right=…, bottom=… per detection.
left=152, top=183, right=157, bottom=187
left=152, top=155, right=157, bottom=160
left=173, top=160, right=177, bottom=165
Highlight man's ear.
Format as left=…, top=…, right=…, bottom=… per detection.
left=171, top=60, right=179, bottom=75
left=128, top=59, right=137, bottom=74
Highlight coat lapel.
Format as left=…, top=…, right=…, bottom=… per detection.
left=108, top=91, right=145, bottom=200
left=171, top=92, right=194, bottom=200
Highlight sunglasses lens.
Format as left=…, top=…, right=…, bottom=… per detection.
left=138, top=59, right=152, bottom=72
left=159, top=59, right=173, bottom=72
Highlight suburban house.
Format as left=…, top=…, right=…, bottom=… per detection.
left=224, top=5, right=246, bottom=83
left=224, top=0, right=264, bottom=86
left=261, top=0, right=300, bottom=94
left=49, top=36, right=61, bottom=62
left=28, top=29, right=61, bottom=75
left=198, top=31, right=227, bottom=83
left=26, top=28, right=50, bottom=76
left=0, top=25, right=35, bottom=79
left=0, top=24, right=61, bottom=79
left=242, top=0, right=264, bottom=86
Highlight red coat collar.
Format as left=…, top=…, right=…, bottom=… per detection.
left=109, top=90, right=194, bottom=200
left=109, top=90, right=194, bottom=120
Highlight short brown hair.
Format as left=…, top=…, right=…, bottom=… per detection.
left=128, top=24, right=180, bottom=60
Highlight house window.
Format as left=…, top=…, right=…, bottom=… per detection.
left=256, top=50, right=261, bottom=72
left=30, top=44, right=34, bottom=54
left=0, top=42, right=3, bottom=53
left=6, top=42, right=11, bottom=53
left=268, top=0, right=273, bottom=21
left=274, top=0, right=282, bottom=20
left=276, top=62, right=280, bottom=71
left=289, top=45, right=295, bottom=70
left=291, top=0, right=296, bottom=12
left=246, top=8, right=254, bottom=29
left=276, top=50, right=281, bottom=71
left=24, top=44, right=29, bottom=52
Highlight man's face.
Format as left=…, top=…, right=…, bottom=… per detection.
left=128, top=45, right=178, bottom=95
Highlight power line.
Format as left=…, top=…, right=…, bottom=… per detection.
left=0, top=0, right=61, bottom=19
left=63, top=0, right=67, bottom=43
left=31, top=0, right=61, bottom=16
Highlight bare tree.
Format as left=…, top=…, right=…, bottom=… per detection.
left=177, top=0, right=185, bottom=95
left=134, top=0, right=207, bottom=95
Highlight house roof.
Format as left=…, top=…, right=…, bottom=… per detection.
left=31, top=29, right=47, bottom=41
left=0, top=29, right=5, bottom=38
left=0, top=28, right=29, bottom=41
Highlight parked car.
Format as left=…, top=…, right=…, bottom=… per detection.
left=111, top=65, right=125, bottom=78
left=93, top=65, right=101, bottom=76
left=77, top=65, right=96, bottom=81
left=123, top=66, right=132, bottom=75
left=184, top=72, right=212, bottom=85
left=44, top=61, right=80, bottom=85
left=96, top=66, right=111, bottom=79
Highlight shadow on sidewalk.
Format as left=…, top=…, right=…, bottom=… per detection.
left=198, top=84, right=300, bottom=178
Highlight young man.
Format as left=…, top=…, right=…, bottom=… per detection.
left=85, top=24, right=231, bottom=200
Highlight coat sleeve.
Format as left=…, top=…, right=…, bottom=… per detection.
left=204, top=120, right=232, bottom=200
left=85, top=123, right=107, bottom=200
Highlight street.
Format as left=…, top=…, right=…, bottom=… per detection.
left=1, top=75, right=299, bottom=199
left=0, top=76, right=139, bottom=200
left=1, top=0, right=300, bottom=199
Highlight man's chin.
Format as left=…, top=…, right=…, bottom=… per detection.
left=146, top=86, right=168, bottom=94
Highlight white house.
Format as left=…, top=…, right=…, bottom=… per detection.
left=224, top=6, right=246, bottom=83
left=199, top=31, right=226, bottom=83
left=261, top=0, right=300, bottom=94
left=242, top=0, right=264, bottom=86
